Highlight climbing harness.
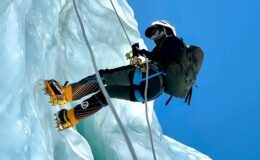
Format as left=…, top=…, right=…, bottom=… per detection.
left=72, top=0, right=137, bottom=159
left=109, top=0, right=157, bottom=159
left=133, top=67, right=164, bottom=103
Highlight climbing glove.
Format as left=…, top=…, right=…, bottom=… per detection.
left=131, top=43, right=140, bottom=57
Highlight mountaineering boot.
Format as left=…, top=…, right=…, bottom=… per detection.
left=55, top=108, right=79, bottom=131
left=44, top=79, right=72, bottom=105
left=55, top=92, right=107, bottom=131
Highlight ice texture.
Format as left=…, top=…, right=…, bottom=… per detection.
left=0, top=0, right=211, bottom=160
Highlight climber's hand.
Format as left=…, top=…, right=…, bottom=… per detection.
left=131, top=43, right=140, bottom=57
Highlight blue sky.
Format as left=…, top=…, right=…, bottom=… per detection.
left=128, top=0, right=260, bottom=159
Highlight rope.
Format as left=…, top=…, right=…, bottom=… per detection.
left=143, top=56, right=157, bottom=160
left=72, top=0, right=137, bottom=159
left=109, top=0, right=156, bottom=159
left=109, top=0, right=132, bottom=46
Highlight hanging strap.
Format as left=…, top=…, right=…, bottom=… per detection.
left=185, top=87, right=193, bottom=105
left=165, top=96, right=173, bottom=106
left=165, top=87, right=193, bottom=106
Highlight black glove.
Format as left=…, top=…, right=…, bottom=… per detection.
left=131, top=43, right=140, bottom=57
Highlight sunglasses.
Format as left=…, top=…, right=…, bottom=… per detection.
left=151, top=27, right=165, bottom=40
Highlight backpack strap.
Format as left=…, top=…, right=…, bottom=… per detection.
left=165, top=96, right=173, bottom=106
left=185, top=87, right=193, bottom=105
left=165, top=87, right=193, bottom=107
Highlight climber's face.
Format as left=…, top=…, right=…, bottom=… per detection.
left=151, top=26, right=165, bottom=41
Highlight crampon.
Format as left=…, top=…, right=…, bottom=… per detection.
left=55, top=109, right=73, bottom=131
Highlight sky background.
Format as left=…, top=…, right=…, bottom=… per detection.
left=128, top=0, right=260, bottom=160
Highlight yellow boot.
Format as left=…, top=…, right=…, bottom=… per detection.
left=55, top=108, right=79, bottom=131
left=44, top=79, right=72, bottom=105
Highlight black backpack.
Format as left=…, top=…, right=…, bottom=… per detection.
left=164, top=44, right=204, bottom=105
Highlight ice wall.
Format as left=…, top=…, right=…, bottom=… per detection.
left=0, top=0, right=211, bottom=160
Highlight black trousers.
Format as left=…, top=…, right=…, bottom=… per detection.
left=70, top=64, right=164, bottom=121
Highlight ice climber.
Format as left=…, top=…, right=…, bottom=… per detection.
left=44, top=20, right=204, bottom=130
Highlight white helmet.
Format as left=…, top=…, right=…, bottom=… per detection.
left=145, top=20, right=177, bottom=40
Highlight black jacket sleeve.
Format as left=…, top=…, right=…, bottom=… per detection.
left=139, top=36, right=184, bottom=63
left=138, top=49, right=154, bottom=59
left=136, top=36, right=184, bottom=63
left=155, top=36, right=185, bottom=63
left=131, top=43, right=153, bottom=59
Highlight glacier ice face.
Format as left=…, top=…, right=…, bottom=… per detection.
left=0, top=0, right=211, bottom=160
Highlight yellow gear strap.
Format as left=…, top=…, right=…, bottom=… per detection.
left=67, top=108, right=79, bottom=125
left=64, top=86, right=72, bottom=102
